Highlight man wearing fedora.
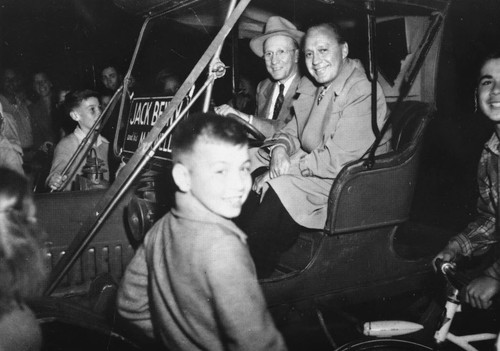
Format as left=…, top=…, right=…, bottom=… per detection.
left=215, top=16, right=303, bottom=138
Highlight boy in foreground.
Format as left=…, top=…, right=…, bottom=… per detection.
left=117, top=113, right=286, bottom=350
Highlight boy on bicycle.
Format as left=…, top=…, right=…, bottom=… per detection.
left=434, top=52, right=500, bottom=310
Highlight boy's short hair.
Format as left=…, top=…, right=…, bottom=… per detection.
left=64, top=89, right=99, bottom=115
left=171, top=112, right=248, bottom=163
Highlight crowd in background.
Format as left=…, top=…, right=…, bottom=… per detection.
left=0, top=63, right=188, bottom=192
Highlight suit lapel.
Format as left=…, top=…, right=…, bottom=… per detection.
left=257, top=79, right=275, bottom=118
left=292, top=77, right=316, bottom=129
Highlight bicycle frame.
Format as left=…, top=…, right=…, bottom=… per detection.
left=434, top=285, right=496, bottom=351
left=362, top=261, right=498, bottom=351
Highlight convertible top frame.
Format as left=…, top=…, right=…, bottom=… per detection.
left=114, top=0, right=449, bottom=18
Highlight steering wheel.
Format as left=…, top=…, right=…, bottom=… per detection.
left=225, top=113, right=266, bottom=142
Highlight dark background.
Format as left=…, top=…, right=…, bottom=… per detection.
left=0, top=0, right=140, bottom=89
left=1, top=0, right=500, bottom=230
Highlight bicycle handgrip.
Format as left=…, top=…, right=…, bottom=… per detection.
left=435, top=259, right=471, bottom=290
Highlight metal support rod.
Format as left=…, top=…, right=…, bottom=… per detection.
left=401, top=13, right=444, bottom=98
left=44, top=0, right=252, bottom=295
left=114, top=16, right=152, bottom=157
left=366, top=0, right=380, bottom=137
left=231, top=23, right=240, bottom=107
left=202, top=0, right=237, bottom=112
left=316, top=308, right=338, bottom=349
left=448, top=332, right=496, bottom=351
left=364, top=10, right=446, bottom=168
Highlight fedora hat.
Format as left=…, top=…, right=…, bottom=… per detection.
left=249, top=16, right=304, bottom=57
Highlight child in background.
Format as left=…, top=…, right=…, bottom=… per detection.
left=46, top=89, right=109, bottom=191
left=117, top=113, right=286, bottom=350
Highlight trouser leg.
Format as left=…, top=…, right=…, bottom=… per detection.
left=239, top=186, right=301, bottom=277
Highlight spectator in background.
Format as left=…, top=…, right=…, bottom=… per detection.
left=0, top=167, right=48, bottom=351
left=28, top=72, right=64, bottom=192
left=154, top=68, right=181, bottom=96
left=54, top=87, right=75, bottom=138
left=29, top=71, right=58, bottom=152
left=98, top=88, right=119, bottom=148
left=101, top=65, right=123, bottom=92
left=100, top=88, right=114, bottom=111
left=99, top=63, right=134, bottom=146
left=0, top=68, right=34, bottom=160
left=0, top=101, right=23, bottom=175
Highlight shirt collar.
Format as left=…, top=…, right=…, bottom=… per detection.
left=172, top=191, right=248, bottom=244
left=328, top=58, right=359, bottom=97
left=485, top=132, right=500, bottom=155
left=73, top=126, right=108, bottom=147
left=278, top=73, right=297, bottom=93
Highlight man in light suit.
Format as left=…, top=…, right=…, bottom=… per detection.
left=215, top=16, right=303, bottom=138
left=240, top=22, right=390, bottom=277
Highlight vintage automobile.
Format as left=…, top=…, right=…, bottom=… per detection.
left=32, top=0, right=453, bottom=349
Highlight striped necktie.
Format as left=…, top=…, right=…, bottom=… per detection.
left=272, top=83, right=285, bottom=120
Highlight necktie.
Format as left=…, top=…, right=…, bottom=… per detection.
left=317, top=85, right=328, bottom=105
left=272, top=83, right=285, bottom=120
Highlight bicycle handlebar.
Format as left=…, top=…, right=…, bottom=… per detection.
left=434, top=259, right=471, bottom=291
left=434, top=258, right=455, bottom=274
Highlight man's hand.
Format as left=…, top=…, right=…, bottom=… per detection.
left=464, top=276, right=500, bottom=309
left=432, top=241, right=461, bottom=272
left=214, top=104, right=251, bottom=123
left=269, top=146, right=290, bottom=179
left=252, top=171, right=270, bottom=194
left=48, top=173, right=68, bottom=191
left=124, top=75, right=135, bottom=88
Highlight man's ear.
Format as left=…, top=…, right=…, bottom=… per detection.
left=342, top=43, right=349, bottom=60
left=293, top=49, right=300, bottom=63
left=172, top=163, right=191, bottom=193
left=69, top=111, right=80, bottom=122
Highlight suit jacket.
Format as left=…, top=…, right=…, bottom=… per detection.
left=251, top=75, right=301, bottom=138
left=267, top=58, right=391, bottom=229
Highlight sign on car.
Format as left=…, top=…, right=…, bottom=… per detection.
left=122, top=95, right=191, bottom=163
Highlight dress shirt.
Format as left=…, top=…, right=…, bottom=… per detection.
left=267, top=73, right=297, bottom=120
